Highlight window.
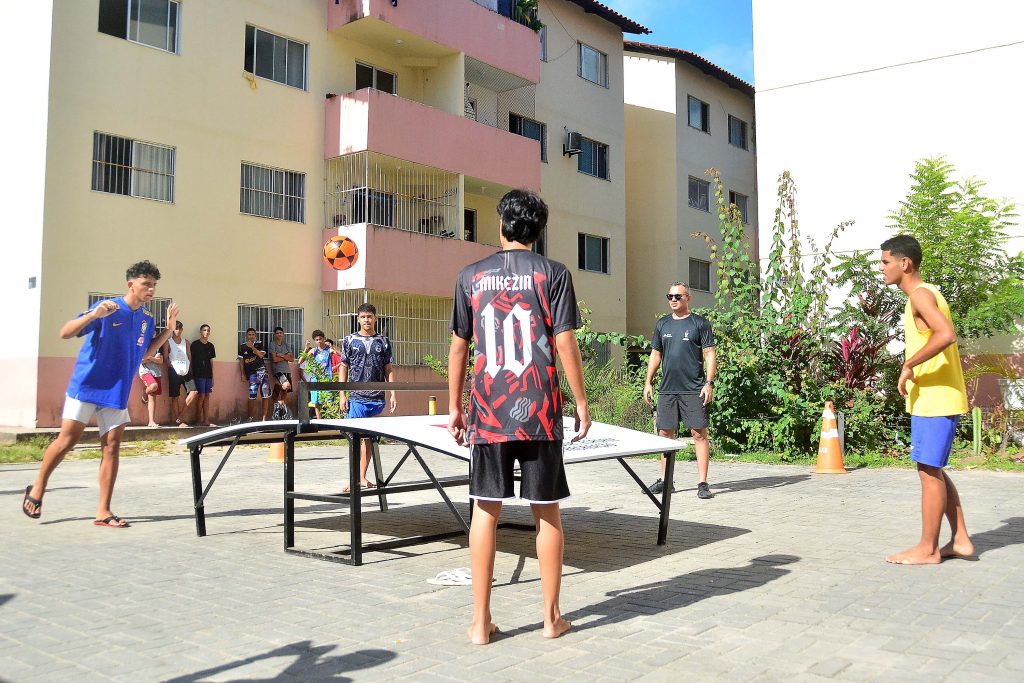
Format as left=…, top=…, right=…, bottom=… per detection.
left=92, top=132, right=175, bottom=202
left=689, top=258, right=711, bottom=292
left=687, top=95, right=710, bottom=133
left=240, top=162, right=305, bottom=222
left=729, top=191, right=749, bottom=224
left=244, top=26, right=307, bottom=90
left=464, top=208, right=477, bottom=242
left=578, top=43, right=608, bottom=87
left=688, top=176, right=710, bottom=212
left=99, top=0, right=179, bottom=53
left=237, top=304, right=304, bottom=356
left=728, top=115, right=748, bottom=150
left=578, top=137, right=609, bottom=179
left=509, top=113, right=547, bottom=161
left=355, top=62, right=397, bottom=95
left=539, top=26, right=548, bottom=62
left=89, top=293, right=171, bottom=334
left=578, top=234, right=609, bottom=273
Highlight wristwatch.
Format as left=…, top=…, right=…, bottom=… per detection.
left=706, top=380, right=714, bottom=386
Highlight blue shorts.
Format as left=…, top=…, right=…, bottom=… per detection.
left=195, top=377, right=213, bottom=394
left=347, top=399, right=385, bottom=419
left=247, top=368, right=271, bottom=400
left=910, top=415, right=959, bottom=468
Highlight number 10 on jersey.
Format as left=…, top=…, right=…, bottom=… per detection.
left=481, top=303, right=533, bottom=378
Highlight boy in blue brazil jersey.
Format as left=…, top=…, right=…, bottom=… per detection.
left=21, top=261, right=179, bottom=528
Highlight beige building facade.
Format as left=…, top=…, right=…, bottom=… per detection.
left=0, top=0, right=649, bottom=427
left=623, top=42, right=758, bottom=339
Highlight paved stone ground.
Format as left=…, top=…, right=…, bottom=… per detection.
left=2, top=442, right=1023, bottom=682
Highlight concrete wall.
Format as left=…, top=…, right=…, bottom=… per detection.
left=536, top=0, right=628, bottom=336
left=0, top=0, right=52, bottom=426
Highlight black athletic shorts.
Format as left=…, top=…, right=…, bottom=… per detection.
left=656, top=393, right=708, bottom=431
left=470, top=441, right=569, bottom=504
left=168, top=369, right=197, bottom=398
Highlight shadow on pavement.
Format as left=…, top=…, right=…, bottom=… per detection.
left=972, top=517, right=1024, bottom=558
left=0, top=594, right=14, bottom=608
left=708, top=474, right=812, bottom=495
left=297, top=502, right=751, bottom=573
left=561, top=554, right=799, bottom=632
left=165, top=643, right=395, bottom=683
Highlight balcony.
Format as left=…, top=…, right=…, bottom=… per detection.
left=325, top=88, right=541, bottom=191
left=322, top=223, right=499, bottom=297
left=328, top=0, right=541, bottom=84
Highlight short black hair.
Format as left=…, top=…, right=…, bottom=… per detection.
left=126, top=260, right=160, bottom=281
left=200, top=323, right=210, bottom=331
left=174, top=320, right=184, bottom=330
left=312, top=329, right=325, bottom=339
left=356, top=303, right=376, bottom=315
left=326, top=339, right=335, bottom=346
left=273, top=326, right=284, bottom=333
left=246, top=327, right=257, bottom=334
left=881, top=235, right=922, bottom=268
left=497, top=189, right=548, bottom=246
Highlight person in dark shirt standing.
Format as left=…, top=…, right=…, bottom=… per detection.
left=191, top=323, right=217, bottom=426
left=643, top=282, right=717, bottom=499
left=238, top=327, right=270, bottom=422
left=449, top=189, right=590, bottom=645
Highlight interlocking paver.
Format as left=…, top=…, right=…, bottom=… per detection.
left=2, top=443, right=1023, bottom=681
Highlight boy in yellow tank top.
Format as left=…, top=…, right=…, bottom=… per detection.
left=880, top=235, right=973, bottom=565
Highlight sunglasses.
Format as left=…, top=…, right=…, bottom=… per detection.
left=666, top=294, right=685, bottom=301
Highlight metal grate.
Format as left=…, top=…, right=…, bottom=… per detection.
left=240, top=162, right=305, bottom=223
left=237, top=304, right=305, bottom=356
left=88, top=293, right=171, bottom=334
left=325, top=152, right=459, bottom=238
left=321, top=290, right=452, bottom=366
left=92, top=132, right=175, bottom=202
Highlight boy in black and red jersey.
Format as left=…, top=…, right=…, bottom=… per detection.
left=448, top=189, right=591, bottom=645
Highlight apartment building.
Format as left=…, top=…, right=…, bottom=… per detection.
left=623, top=42, right=757, bottom=338
left=0, top=0, right=647, bottom=427
left=752, top=0, right=1023, bottom=406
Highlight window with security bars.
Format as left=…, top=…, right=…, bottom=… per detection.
left=578, top=233, right=609, bottom=274
left=728, top=115, right=749, bottom=150
left=578, top=137, right=609, bottom=179
left=98, top=0, right=179, bottom=53
left=689, top=258, right=711, bottom=292
left=578, top=43, right=608, bottom=87
left=729, top=190, right=749, bottom=224
left=240, top=162, right=305, bottom=222
left=88, top=293, right=171, bottom=334
left=509, top=113, right=546, bottom=161
left=688, top=176, right=710, bottom=212
left=92, top=133, right=175, bottom=202
left=244, top=25, right=307, bottom=90
left=321, top=290, right=451, bottom=366
left=237, top=305, right=304, bottom=356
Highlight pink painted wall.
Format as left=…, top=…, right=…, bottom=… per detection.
left=323, top=224, right=500, bottom=298
left=325, top=90, right=541, bottom=191
left=328, top=0, right=541, bottom=83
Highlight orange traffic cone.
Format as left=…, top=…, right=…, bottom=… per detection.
left=265, top=441, right=285, bottom=464
left=813, top=401, right=847, bottom=474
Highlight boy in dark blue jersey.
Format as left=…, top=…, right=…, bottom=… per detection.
left=21, top=261, right=179, bottom=528
left=449, top=189, right=591, bottom=645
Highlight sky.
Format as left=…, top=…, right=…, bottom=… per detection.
left=600, top=0, right=755, bottom=84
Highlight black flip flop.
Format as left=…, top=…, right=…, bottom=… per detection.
left=22, top=485, right=42, bottom=519
left=94, top=515, right=130, bottom=528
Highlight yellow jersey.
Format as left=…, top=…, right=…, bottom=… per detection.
left=903, top=283, right=968, bottom=416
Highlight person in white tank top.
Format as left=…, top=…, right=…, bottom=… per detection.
left=161, top=321, right=198, bottom=426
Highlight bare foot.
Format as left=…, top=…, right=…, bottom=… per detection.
left=467, top=623, right=498, bottom=645
left=543, top=617, right=572, bottom=639
left=147, top=422, right=159, bottom=428
left=940, top=538, right=975, bottom=559
left=179, top=423, right=190, bottom=428
left=885, top=546, right=941, bottom=565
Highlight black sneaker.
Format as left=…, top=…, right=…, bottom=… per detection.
left=697, top=482, right=713, bottom=499
left=649, top=478, right=664, bottom=495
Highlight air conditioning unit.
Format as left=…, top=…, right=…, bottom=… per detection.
left=563, top=131, right=582, bottom=157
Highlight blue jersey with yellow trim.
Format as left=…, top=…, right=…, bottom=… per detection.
left=66, top=297, right=157, bottom=409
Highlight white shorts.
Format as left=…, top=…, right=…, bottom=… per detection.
left=63, top=395, right=130, bottom=436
